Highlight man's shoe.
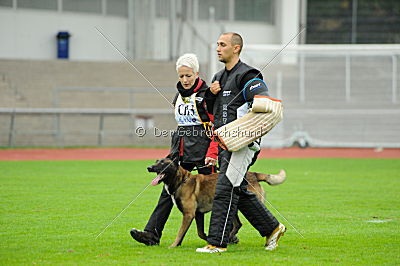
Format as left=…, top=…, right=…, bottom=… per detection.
left=265, top=223, right=286, bottom=251
left=130, top=228, right=159, bottom=246
left=196, top=244, right=227, bottom=253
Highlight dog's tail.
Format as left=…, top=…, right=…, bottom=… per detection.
left=256, top=170, right=286, bottom=186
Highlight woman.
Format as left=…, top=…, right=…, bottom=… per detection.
left=130, top=53, right=218, bottom=246
left=170, top=53, right=218, bottom=173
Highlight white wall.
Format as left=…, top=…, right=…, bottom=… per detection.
left=153, top=19, right=279, bottom=63
left=0, top=0, right=299, bottom=63
left=0, top=8, right=127, bottom=61
left=276, top=0, right=301, bottom=45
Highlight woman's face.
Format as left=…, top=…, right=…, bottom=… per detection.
left=178, top=66, right=198, bottom=89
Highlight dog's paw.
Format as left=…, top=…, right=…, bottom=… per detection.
left=198, top=234, right=207, bottom=241
left=228, top=235, right=240, bottom=245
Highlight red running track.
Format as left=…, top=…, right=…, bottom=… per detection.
left=0, top=147, right=398, bottom=161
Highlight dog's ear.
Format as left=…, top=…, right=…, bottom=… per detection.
left=164, top=155, right=179, bottom=174
left=166, top=153, right=178, bottom=162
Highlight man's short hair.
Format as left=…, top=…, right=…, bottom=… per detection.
left=222, top=32, right=243, bottom=54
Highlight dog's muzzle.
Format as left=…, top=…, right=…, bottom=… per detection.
left=147, top=165, right=165, bottom=186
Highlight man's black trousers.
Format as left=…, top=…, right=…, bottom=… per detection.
left=206, top=147, right=279, bottom=248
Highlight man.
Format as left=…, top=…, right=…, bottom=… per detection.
left=196, top=32, right=286, bottom=253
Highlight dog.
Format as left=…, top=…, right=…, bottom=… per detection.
left=147, top=157, right=286, bottom=247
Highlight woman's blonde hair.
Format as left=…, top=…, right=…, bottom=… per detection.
left=176, top=53, right=199, bottom=74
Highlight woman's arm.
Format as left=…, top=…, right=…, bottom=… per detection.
left=205, top=137, right=218, bottom=166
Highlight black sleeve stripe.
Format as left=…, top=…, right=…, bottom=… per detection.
left=242, top=78, right=268, bottom=101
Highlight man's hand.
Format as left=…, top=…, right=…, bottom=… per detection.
left=205, top=157, right=217, bottom=167
left=210, top=81, right=222, bottom=95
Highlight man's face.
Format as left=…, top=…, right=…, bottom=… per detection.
left=216, top=34, right=238, bottom=63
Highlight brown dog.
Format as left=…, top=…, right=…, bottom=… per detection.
left=147, top=157, right=286, bottom=247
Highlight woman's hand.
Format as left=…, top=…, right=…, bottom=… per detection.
left=205, top=157, right=217, bottom=167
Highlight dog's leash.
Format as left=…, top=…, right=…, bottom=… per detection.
left=194, top=164, right=219, bottom=172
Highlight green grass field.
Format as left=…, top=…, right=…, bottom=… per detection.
left=1, top=158, right=399, bottom=265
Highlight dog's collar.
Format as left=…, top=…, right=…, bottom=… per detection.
left=175, top=168, right=190, bottom=191
left=163, top=168, right=189, bottom=196
left=181, top=174, right=189, bottom=184
left=177, top=170, right=188, bottom=187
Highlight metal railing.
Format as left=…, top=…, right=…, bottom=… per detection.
left=241, top=44, right=400, bottom=104
left=0, top=108, right=173, bottom=147
left=2, top=106, right=399, bottom=148
left=208, top=44, right=400, bottom=148
left=52, top=87, right=176, bottom=108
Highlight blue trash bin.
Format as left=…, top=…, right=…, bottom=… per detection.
left=56, top=31, right=71, bottom=59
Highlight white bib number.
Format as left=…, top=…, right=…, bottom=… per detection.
left=175, top=94, right=202, bottom=126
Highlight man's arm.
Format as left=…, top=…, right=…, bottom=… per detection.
left=240, top=71, right=270, bottom=102
left=204, top=89, right=216, bottom=114
left=204, top=81, right=221, bottom=114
